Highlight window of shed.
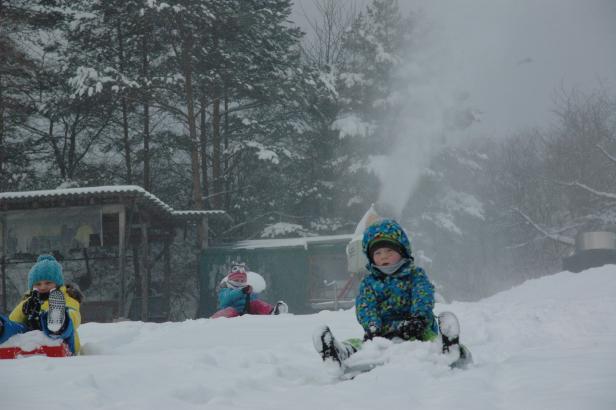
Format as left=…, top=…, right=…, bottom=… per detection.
left=5, top=207, right=102, bottom=259
left=102, top=213, right=119, bottom=246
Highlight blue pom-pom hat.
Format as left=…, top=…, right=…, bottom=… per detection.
left=27, top=254, right=64, bottom=290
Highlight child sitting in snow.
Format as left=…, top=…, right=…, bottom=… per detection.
left=0, top=254, right=83, bottom=355
left=211, top=262, right=288, bottom=318
left=313, top=218, right=470, bottom=367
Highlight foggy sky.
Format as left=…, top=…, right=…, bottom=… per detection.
left=292, top=0, right=616, bottom=214
left=293, top=0, right=616, bottom=136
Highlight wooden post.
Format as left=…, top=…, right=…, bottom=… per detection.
left=201, top=215, right=208, bottom=250
left=123, top=201, right=137, bottom=318
left=163, top=237, right=171, bottom=320
left=1, top=255, right=6, bottom=314
left=141, top=222, right=150, bottom=321
left=118, top=207, right=126, bottom=318
left=196, top=215, right=208, bottom=318
left=2, top=217, right=7, bottom=313
left=82, top=248, right=91, bottom=288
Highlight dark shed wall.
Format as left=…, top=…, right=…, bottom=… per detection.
left=199, top=247, right=309, bottom=316
left=199, top=240, right=353, bottom=317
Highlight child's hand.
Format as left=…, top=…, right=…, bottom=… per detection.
left=397, top=315, right=428, bottom=340
left=22, top=291, right=42, bottom=330
left=22, top=291, right=41, bottom=315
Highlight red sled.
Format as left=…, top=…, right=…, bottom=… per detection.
left=0, top=343, right=72, bottom=359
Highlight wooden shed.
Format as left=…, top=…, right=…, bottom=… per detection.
left=0, top=185, right=229, bottom=321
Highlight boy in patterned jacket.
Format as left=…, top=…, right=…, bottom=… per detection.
left=313, top=218, right=470, bottom=367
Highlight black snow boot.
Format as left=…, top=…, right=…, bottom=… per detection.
left=312, top=326, right=356, bottom=366
left=271, top=301, right=288, bottom=315
left=438, top=311, right=473, bottom=369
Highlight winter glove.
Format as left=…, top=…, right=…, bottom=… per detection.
left=22, top=291, right=42, bottom=330
left=242, top=285, right=253, bottom=294
left=396, top=315, right=429, bottom=340
left=364, top=324, right=382, bottom=341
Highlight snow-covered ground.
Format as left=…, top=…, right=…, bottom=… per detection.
left=2, top=265, right=616, bottom=410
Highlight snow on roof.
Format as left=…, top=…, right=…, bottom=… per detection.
left=0, top=185, right=228, bottom=219
left=0, top=185, right=171, bottom=209
left=232, top=234, right=353, bottom=250
left=171, top=210, right=228, bottom=217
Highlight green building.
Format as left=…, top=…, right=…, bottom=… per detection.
left=199, top=234, right=361, bottom=315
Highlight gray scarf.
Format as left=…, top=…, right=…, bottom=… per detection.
left=374, top=258, right=410, bottom=275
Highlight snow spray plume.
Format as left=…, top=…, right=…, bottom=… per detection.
left=369, top=11, right=478, bottom=217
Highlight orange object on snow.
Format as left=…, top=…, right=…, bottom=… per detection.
left=0, top=343, right=72, bottom=359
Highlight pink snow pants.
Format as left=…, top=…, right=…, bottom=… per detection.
left=211, top=300, right=274, bottom=318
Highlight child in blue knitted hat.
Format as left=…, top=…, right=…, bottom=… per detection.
left=0, top=254, right=82, bottom=354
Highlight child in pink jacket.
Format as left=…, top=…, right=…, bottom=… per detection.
left=211, top=263, right=287, bottom=318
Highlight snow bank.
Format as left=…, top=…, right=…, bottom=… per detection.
left=2, top=265, right=615, bottom=410
left=0, top=330, right=63, bottom=350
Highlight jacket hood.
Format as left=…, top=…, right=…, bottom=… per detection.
left=362, top=218, right=413, bottom=263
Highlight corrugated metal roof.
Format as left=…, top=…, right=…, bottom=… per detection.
left=0, top=185, right=229, bottom=221
left=172, top=210, right=227, bottom=216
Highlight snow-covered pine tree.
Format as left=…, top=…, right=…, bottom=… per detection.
left=5, top=1, right=116, bottom=187
left=332, top=0, right=415, bottom=219
left=67, top=0, right=166, bottom=188
left=0, top=0, right=67, bottom=190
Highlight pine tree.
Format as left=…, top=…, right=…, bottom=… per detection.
left=332, top=0, right=415, bottom=219
left=0, top=0, right=62, bottom=190
left=67, top=0, right=169, bottom=189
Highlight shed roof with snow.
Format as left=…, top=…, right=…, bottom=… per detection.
left=0, top=185, right=230, bottom=223
left=0, top=185, right=230, bottom=320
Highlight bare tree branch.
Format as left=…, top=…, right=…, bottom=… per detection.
left=300, top=0, right=358, bottom=67
left=512, top=207, right=575, bottom=246
left=596, top=144, right=616, bottom=165
left=555, top=180, right=616, bottom=200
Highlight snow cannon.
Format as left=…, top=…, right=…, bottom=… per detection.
left=346, top=204, right=380, bottom=274
left=562, top=230, right=616, bottom=273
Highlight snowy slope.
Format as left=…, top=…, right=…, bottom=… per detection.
left=2, top=265, right=616, bottom=410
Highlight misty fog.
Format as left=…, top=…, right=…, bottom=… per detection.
left=293, top=0, right=616, bottom=300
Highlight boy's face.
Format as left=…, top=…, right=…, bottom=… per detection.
left=33, top=280, right=57, bottom=294
left=372, top=247, right=402, bottom=266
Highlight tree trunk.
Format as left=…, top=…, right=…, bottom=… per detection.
left=0, top=73, right=5, bottom=186
left=142, top=31, right=151, bottom=191
left=182, top=36, right=204, bottom=213
left=117, top=24, right=132, bottom=184
left=67, top=115, right=78, bottom=179
left=199, top=92, right=209, bottom=208
left=122, top=99, right=133, bottom=183
left=47, top=120, right=67, bottom=179
left=210, top=29, right=221, bottom=209
left=211, top=93, right=221, bottom=209
left=223, top=90, right=230, bottom=210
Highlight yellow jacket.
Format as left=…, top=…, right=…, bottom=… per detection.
left=9, top=286, right=81, bottom=353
